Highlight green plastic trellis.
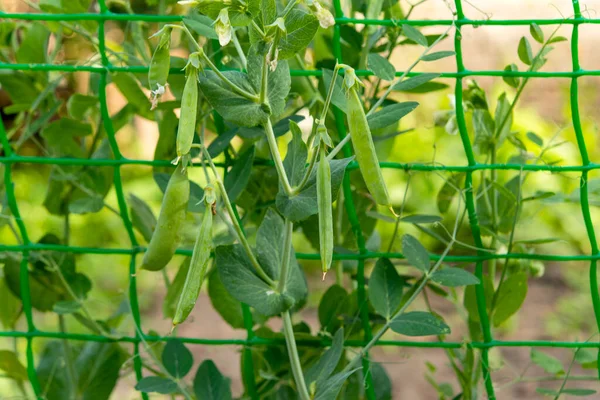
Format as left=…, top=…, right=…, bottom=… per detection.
left=1, top=0, right=600, bottom=399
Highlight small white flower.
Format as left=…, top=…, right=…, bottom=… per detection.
left=150, top=83, right=168, bottom=110
left=312, top=1, right=335, bottom=29
left=267, top=46, right=280, bottom=71
left=214, top=8, right=233, bottom=46
left=178, top=0, right=199, bottom=4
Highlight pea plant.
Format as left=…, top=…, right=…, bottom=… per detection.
left=1, top=0, right=598, bottom=399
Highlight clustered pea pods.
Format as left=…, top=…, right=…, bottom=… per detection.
left=141, top=163, right=190, bottom=271
left=344, top=67, right=392, bottom=208
left=173, top=185, right=216, bottom=326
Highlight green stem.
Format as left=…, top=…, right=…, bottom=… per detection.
left=325, top=134, right=352, bottom=162
left=58, top=315, right=77, bottom=400
left=281, top=0, right=299, bottom=19
left=277, top=219, right=294, bottom=293
left=259, top=50, right=270, bottom=104
left=281, top=311, right=311, bottom=400
left=231, top=30, right=247, bottom=69
left=200, top=147, right=276, bottom=286
left=264, top=119, right=293, bottom=195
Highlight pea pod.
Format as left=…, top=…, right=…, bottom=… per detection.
left=317, top=145, right=333, bottom=279
left=148, top=27, right=172, bottom=92
left=173, top=187, right=215, bottom=326
left=177, top=66, right=199, bottom=159
left=141, top=163, right=189, bottom=271
left=345, top=72, right=391, bottom=207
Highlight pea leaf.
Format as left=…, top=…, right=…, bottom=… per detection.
left=322, top=68, right=347, bottom=114
left=225, top=146, right=255, bottom=203
left=392, top=73, right=441, bottom=91
left=207, top=128, right=238, bottom=157
left=548, top=36, right=567, bottom=44
left=279, top=10, right=319, bottom=59
left=67, top=94, right=98, bottom=120
left=367, top=102, right=418, bottom=130
left=314, top=369, right=358, bottom=400
left=367, top=53, right=396, bottom=81
left=75, top=342, right=127, bottom=399
left=493, top=273, right=528, bottom=327
left=371, top=362, right=392, bottom=400
left=0, top=350, right=28, bottom=381
left=463, top=275, right=494, bottom=323
left=437, top=173, right=464, bottom=213
left=402, top=24, right=428, bottom=47
left=400, top=214, right=442, bottom=224
left=390, top=311, right=450, bottom=336
left=283, top=121, right=308, bottom=187
left=518, top=36, right=533, bottom=65
left=52, top=300, right=81, bottom=314
left=401, top=234, right=430, bottom=272
left=530, top=349, right=564, bottom=376
left=194, top=360, right=233, bottom=400
left=135, top=376, right=178, bottom=394
left=111, top=73, right=153, bottom=120
left=421, top=51, right=455, bottom=61
left=431, top=267, right=480, bottom=287
left=163, top=339, right=194, bottom=379
left=208, top=269, right=245, bottom=329
left=129, top=194, right=157, bottom=243
left=502, top=63, right=520, bottom=88
left=530, top=22, right=544, bottom=43
left=247, top=44, right=291, bottom=118
left=561, top=389, right=597, bottom=396
left=369, top=258, right=405, bottom=320
left=400, top=81, right=449, bottom=93
left=16, top=22, right=50, bottom=64
left=305, top=328, right=344, bottom=385
left=527, top=131, right=544, bottom=147
left=318, top=284, right=350, bottom=333
left=41, top=118, right=93, bottom=157
left=276, top=157, right=353, bottom=222
left=37, top=342, right=72, bottom=399
left=0, top=277, right=21, bottom=329
left=183, top=14, right=218, bottom=40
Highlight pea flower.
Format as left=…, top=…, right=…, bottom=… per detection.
left=214, top=8, right=233, bottom=46
left=307, top=0, right=335, bottom=29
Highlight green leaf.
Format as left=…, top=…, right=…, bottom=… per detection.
left=371, top=362, right=392, bottom=400
left=502, top=64, right=520, bottom=88
left=305, top=328, right=344, bottom=385
left=400, top=214, right=442, bottom=224
left=183, top=14, right=218, bottom=40
left=402, top=24, right=427, bottom=47
left=548, top=36, right=567, bottom=44
left=225, top=147, right=255, bottom=203
left=421, top=51, right=455, bottom=61
left=75, top=342, right=127, bottom=399
left=367, top=53, right=396, bottom=81
left=431, top=267, right=480, bottom=287
left=367, top=102, right=418, bottom=130
left=247, top=44, right=291, bottom=118
left=0, top=350, right=28, bottom=381
left=0, top=276, right=21, bottom=329
left=279, top=10, right=319, bottom=60
left=0, top=71, right=40, bottom=108
left=111, top=73, right=153, bottom=120
left=318, top=285, right=349, bottom=333
left=536, top=388, right=559, bottom=397
left=129, top=194, right=157, bottom=243
left=41, top=118, right=93, bottom=157
left=276, top=157, right=353, bottom=222
left=52, top=300, right=81, bottom=314
left=401, top=81, right=449, bottom=93
left=322, top=68, right=347, bottom=114
left=37, top=342, right=72, bottom=399
left=530, top=349, right=564, bottom=375
left=437, top=173, right=464, bottom=213
left=314, top=369, right=358, bottom=400
left=207, top=269, right=245, bottom=329
left=283, top=121, right=308, bottom=187
left=561, top=389, right=597, bottom=396
left=390, top=311, right=450, bottom=336
left=194, top=360, right=232, bottom=400
left=518, top=36, right=533, bottom=65
left=574, top=348, right=598, bottom=369
left=163, top=258, right=190, bottom=319
left=463, top=275, right=494, bottom=324
left=401, top=234, right=430, bottom=272
left=208, top=128, right=238, bottom=157
left=67, top=94, right=98, bottom=120
left=530, top=23, right=544, bottom=43
left=494, top=92, right=512, bottom=141
left=493, top=273, right=528, bottom=327
left=16, top=22, right=50, bottom=64
left=393, top=73, right=441, bottom=91
left=369, top=258, right=405, bottom=320
left=527, top=131, right=544, bottom=147
left=135, top=376, right=178, bottom=394
left=163, top=339, right=194, bottom=379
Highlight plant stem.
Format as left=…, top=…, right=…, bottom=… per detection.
left=325, top=134, right=352, bottom=162
left=277, top=219, right=294, bottom=293
left=200, top=146, right=276, bottom=286
left=264, top=119, right=293, bottom=195
left=282, top=311, right=311, bottom=400
left=58, top=315, right=77, bottom=400
left=231, top=30, right=247, bottom=69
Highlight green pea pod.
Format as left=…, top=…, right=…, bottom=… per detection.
left=317, top=145, right=333, bottom=279
left=148, top=27, right=172, bottom=92
left=141, top=164, right=189, bottom=271
left=173, top=192, right=214, bottom=326
left=177, top=66, right=199, bottom=158
left=346, top=86, right=391, bottom=207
